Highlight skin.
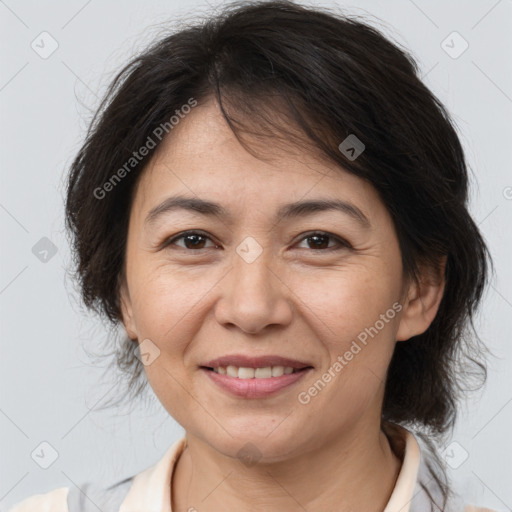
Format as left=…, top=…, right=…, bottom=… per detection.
left=120, top=98, right=445, bottom=512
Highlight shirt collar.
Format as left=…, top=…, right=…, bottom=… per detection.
left=119, top=425, right=421, bottom=512
left=384, top=425, right=422, bottom=512
left=119, top=436, right=187, bottom=512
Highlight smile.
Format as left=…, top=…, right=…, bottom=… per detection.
left=201, top=366, right=312, bottom=398
left=209, top=365, right=302, bottom=378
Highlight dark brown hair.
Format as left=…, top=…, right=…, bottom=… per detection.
left=64, top=1, right=491, bottom=507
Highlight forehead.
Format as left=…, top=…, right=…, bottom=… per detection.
left=132, top=99, right=386, bottom=223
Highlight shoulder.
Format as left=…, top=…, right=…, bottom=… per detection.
left=463, top=507, right=500, bottom=512
left=410, top=431, right=498, bottom=512
left=385, top=423, right=499, bottom=512
left=7, top=487, right=69, bottom=512
left=7, top=438, right=186, bottom=512
left=7, top=476, right=133, bottom=512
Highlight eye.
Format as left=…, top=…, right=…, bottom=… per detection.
left=295, top=231, right=352, bottom=251
left=161, top=230, right=352, bottom=252
left=163, top=230, right=218, bottom=250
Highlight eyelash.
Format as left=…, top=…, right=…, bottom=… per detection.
left=161, top=230, right=353, bottom=253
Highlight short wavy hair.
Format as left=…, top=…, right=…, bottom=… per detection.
left=64, top=0, right=491, bottom=484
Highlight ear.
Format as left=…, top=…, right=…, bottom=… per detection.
left=396, top=257, right=446, bottom=342
left=119, top=275, right=138, bottom=341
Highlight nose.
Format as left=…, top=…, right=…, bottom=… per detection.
left=214, top=247, right=293, bottom=334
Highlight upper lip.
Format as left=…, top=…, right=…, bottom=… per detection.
left=201, top=354, right=313, bottom=369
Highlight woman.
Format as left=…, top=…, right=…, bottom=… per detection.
left=10, top=1, right=495, bottom=511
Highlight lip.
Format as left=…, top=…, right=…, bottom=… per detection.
left=201, top=354, right=313, bottom=369
left=201, top=366, right=313, bottom=399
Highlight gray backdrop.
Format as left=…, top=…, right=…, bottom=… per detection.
left=1, top=0, right=511, bottom=510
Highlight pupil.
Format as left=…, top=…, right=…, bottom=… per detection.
left=186, top=234, right=205, bottom=249
left=310, top=235, right=328, bottom=249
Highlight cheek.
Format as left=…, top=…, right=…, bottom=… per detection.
left=289, top=262, right=401, bottom=348
left=289, top=263, right=401, bottom=409
left=126, top=265, right=209, bottom=418
left=128, top=262, right=215, bottom=341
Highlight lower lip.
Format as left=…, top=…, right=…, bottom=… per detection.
left=201, top=367, right=312, bottom=398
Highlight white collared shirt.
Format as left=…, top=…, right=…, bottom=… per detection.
left=7, top=425, right=497, bottom=512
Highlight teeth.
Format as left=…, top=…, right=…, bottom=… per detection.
left=238, top=367, right=255, bottom=379
left=226, top=365, right=239, bottom=377
left=255, top=367, right=271, bottom=378
left=213, top=365, right=300, bottom=378
left=271, top=366, right=284, bottom=377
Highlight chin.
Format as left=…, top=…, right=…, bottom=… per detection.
left=200, top=422, right=309, bottom=464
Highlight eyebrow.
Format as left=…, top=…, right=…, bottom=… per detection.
left=145, top=194, right=371, bottom=228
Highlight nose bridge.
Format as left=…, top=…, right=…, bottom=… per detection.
left=215, top=236, right=292, bottom=333
left=233, top=240, right=274, bottom=296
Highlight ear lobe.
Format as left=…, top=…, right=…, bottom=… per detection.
left=119, top=278, right=138, bottom=341
left=396, top=257, right=446, bottom=342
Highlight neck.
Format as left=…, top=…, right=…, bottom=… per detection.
left=171, top=419, right=402, bottom=512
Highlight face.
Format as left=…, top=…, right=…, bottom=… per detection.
left=120, top=98, right=435, bottom=462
